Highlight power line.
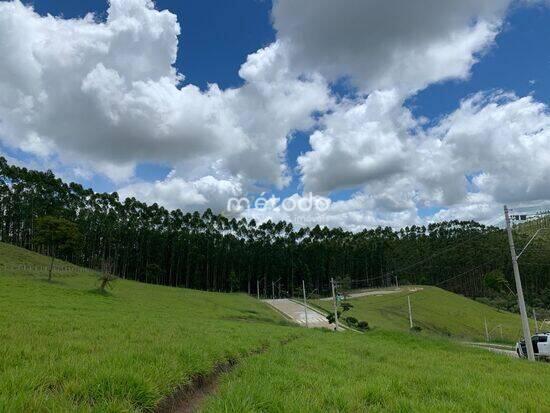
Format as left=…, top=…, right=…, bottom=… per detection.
left=373, top=207, right=550, bottom=286
left=354, top=259, right=499, bottom=307
left=520, top=262, right=550, bottom=267
left=380, top=229, right=503, bottom=280
left=349, top=275, right=387, bottom=283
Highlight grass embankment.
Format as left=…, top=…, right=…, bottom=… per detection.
left=0, top=242, right=298, bottom=411
left=202, top=329, right=550, bottom=412
left=313, top=286, right=535, bottom=343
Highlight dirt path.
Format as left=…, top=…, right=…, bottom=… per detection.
left=156, top=359, right=237, bottom=413
left=264, top=298, right=336, bottom=330
left=156, top=336, right=298, bottom=413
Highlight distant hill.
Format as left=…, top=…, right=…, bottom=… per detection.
left=314, top=286, right=537, bottom=343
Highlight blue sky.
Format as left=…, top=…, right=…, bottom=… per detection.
left=24, top=0, right=276, bottom=89
left=3, top=0, right=550, bottom=228
left=24, top=0, right=548, bottom=190
left=410, top=4, right=550, bottom=120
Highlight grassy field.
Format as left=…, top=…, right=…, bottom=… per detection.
left=2, top=242, right=550, bottom=412
left=313, top=286, right=535, bottom=344
left=0, top=242, right=300, bottom=411
left=202, top=329, right=550, bottom=412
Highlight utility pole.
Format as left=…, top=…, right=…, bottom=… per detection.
left=408, top=295, right=413, bottom=329
left=257, top=279, right=260, bottom=300
left=395, top=275, right=399, bottom=289
left=302, top=280, right=309, bottom=328
left=534, top=309, right=539, bottom=334
left=331, top=278, right=339, bottom=331
left=272, top=281, right=275, bottom=300
left=484, top=317, right=489, bottom=342
left=504, top=205, right=535, bottom=361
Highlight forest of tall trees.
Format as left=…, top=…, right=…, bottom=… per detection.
left=1, top=157, right=549, bottom=306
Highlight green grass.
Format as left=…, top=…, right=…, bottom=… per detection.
left=0, top=242, right=300, bottom=411
left=202, top=329, right=550, bottom=412
left=313, top=287, right=535, bottom=344
left=2, top=242, right=550, bottom=412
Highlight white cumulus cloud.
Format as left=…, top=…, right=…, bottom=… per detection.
left=2, top=0, right=549, bottom=229
left=118, top=171, right=244, bottom=213
left=273, top=0, right=511, bottom=94
left=0, top=0, right=330, bottom=185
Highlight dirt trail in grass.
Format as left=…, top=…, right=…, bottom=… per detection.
left=156, top=337, right=297, bottom=413
left=155, top=358, right=238, bottom=413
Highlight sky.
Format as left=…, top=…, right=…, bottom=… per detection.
left=1, top=0, right=550, bottom=230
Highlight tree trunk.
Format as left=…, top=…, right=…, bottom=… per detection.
left=48, top=254, right=55, bottom=281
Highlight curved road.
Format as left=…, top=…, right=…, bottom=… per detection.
left=264, top=299, right=338, bottom=330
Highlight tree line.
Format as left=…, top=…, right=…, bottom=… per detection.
left=1, top=157, right=549, bottom=306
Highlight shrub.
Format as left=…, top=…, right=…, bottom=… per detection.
left=326, top=311, right=341, bottom=325
left=357, top=321, right=369, bottom=331
left=98, top=260, right=117, bottom=292
left=410, top=326, right=422, bottom=333
left=345, top=316, right=358, bottom=327
left=340, top=302, right=354, bottom=312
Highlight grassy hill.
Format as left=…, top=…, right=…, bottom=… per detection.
left=0, top=242, right=298, bottom=411
left=313, top=286, right=536, bottom=343
left=2, top=242, right=550, bottom=412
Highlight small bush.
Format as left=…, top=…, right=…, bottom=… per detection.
left=410, top=326, right=422, bottom=333
left=357, top=321, right=369, bottom=331
left=340, top=302, right=354, bottom=312
left=326, top=311, right=341, bottom=325
left=98, top=260, right=118, bottom=292
left=345, top=316, right=358, bottom=327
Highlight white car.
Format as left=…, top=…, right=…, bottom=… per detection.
left=516, top=332, right=550, bottom=360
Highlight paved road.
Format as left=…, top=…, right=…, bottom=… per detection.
left=467, top=343, right=518, bottom=358
left=264, top=299, right=336, bottom=330
left=319, top=286, right=423, bottom=301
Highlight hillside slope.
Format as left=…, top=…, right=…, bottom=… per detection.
left=314, top=286, right=535, bottom=343
left=0, top=242, right=297, bottom=411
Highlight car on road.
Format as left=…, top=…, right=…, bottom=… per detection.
left=516, top=332, right=550, bottom=360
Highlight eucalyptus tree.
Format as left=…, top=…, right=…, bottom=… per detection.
left=1, top=156, right=548, bottom=305
left=34, top=216, right=81, bottom=281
